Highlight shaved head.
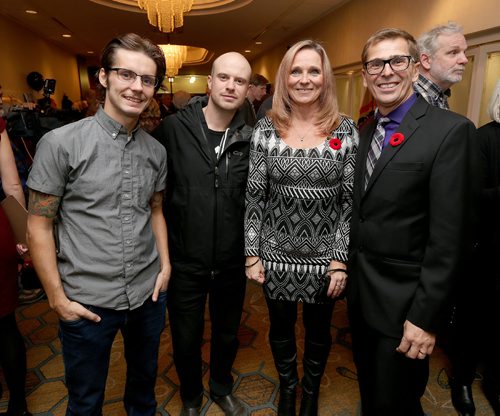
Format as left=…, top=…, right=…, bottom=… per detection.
left=211, top=52, right=252, bottom=80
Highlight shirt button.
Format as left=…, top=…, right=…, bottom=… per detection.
left=127, top=263, right=132, bottom=268
left=112, top=132, right=117, bottom=138
left=126, top=240, right=132, bottom=245
left=124, top=193, right=130, bottom=199
left=124, top=170, right=130, bottom=174
left=124, top=216, right=129, bottom=221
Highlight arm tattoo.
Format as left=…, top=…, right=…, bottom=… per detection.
left=150, top=191, right=163, bottom=209
left=28, top=190, right=61, bottom=218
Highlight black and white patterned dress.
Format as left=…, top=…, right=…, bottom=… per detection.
left=244, top=116, right=359, bottom=303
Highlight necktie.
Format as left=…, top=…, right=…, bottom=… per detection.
left=365, top=117, right=390, bottom=188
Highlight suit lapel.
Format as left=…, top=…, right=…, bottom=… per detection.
left=363, top=97, right=428, bottom=196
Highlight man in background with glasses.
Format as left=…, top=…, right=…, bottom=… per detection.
left=348, top=28, right=477, bottom=415
left=26, top=33, right=170, bottom=415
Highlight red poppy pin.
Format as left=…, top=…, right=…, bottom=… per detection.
left=389, top=132, right=405, bottom=147
left=329, top=137, right=342, bottom=150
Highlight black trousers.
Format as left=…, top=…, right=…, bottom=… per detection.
left=349, top=307, right=428, bottom=416
left=167, top=267, right=246, bottom=407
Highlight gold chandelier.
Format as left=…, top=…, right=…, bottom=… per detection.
left=160, top=44, right=188, bottom=77
left=137, top=0, right=194, bottom=33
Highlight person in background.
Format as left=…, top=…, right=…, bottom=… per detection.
left=0, top=106, right=31, bottom=416
left=415, top=22, right=478, bottom=415
left=159, top=93, right=176, bottom=119
left=476, top=79, right=500, bottom=415
left=244, top=40, right=358, bottom=416
left=241, top=73, right=269, bottom=126
left=153, top=52, right=252, bottom=416
left=140, top=97, right=161, bottom=133
left=348, top=28, right=477, bottom=415
left=26, top=33, right=170, bottom=415
left=414, top=22, right=468, bottom=110
left=172, top=90, right=191, bottom=111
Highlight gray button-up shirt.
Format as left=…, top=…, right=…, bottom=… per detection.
left=27, top=107, right=167, bottom=310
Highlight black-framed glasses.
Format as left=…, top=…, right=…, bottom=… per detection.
left=108, top=67, right=159, bottom=88
left=364, top=55, right=414, bottom=75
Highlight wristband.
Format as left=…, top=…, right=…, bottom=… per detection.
left=326, top=268, right=348, bottom=276
left=245, top=258, right=260, bottom=268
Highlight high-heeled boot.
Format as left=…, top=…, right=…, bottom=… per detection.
left=299, top=339, right=331, bottom=416
left=270, top=338, right=299, bottom=416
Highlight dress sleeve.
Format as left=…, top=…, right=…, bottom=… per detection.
left=332, top=119, right=359, bottom=262
left=244, top=122, right=269, bottom=256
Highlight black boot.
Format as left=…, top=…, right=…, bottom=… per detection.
left=450, top=377, right=475, bottom=416
left=299, top=340, right=331, bottom=416
left=270, top=338, right=299, bottom=416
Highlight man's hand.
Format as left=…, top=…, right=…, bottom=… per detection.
left=54, top=297, right=101, bottom=323
left=152, top=264, right=171, bottom=301
left=396, top=320, right=435, bottom=360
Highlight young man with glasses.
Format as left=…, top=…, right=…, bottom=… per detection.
left=347, top=28, right=478, bottom=415
left=26, top=33, right=170, bottom=415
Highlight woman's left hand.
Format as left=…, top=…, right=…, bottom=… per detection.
left=326, top=260, right=347, bottom=298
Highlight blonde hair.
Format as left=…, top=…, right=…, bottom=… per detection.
left=488, top=79, right=500, bottom=123
left=269, top=40, right=340, bottom=135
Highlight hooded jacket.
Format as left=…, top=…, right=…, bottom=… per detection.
left=153, top=96, right=253, bottom=275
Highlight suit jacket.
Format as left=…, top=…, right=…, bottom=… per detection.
left=348, top=96, right=478, bottom=338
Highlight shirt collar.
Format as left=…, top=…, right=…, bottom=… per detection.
left=95, top=106, right=140, bottom=141
left=376, top=93, right=417, bottom=125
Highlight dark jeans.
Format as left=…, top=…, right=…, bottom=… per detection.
left=59, top=292, right=167, bottom=416
left=167, top=267, right=246, bottom=407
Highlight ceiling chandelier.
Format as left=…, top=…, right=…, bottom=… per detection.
left=137, top=0, right=194, bottom=33
left=160, top=44, right=188, bottom=77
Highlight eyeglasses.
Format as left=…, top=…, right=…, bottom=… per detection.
left=364, top=55, right=414, bottom=75
left=108, top=68, right=159, bottom=88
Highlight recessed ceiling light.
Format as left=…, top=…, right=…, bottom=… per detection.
left=255, top=41, right=262, bottom=45
left=25, top=10, right=38, bottom=14
left=244, top=50, right=251, bottom=53
left=62, top=34, right=72, bottom=38
left=87, top=51, right=95, bottom=54
left=189, top=76, right=196, bottom=84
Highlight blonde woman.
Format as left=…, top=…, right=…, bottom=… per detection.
left=244, top=40, right=358, bottom=415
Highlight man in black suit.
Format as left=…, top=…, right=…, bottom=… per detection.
left=347, top=28, right=477, bottom=415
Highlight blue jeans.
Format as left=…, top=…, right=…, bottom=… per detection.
left=59, top=292, right=167, bottom=416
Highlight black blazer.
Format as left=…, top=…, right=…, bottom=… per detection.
left=348, top=96, right=478, bottom=338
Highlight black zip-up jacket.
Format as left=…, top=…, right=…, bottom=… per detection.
left=153, top=96, right=252, bottom=275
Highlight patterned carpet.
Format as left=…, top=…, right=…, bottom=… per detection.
left=0, top=280, right=495, bottom=415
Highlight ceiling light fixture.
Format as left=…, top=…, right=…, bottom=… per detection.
left=137, top=0, right=194, bottom=33
left=25, top=9, right=38, bottom=14
left=160, top=44, right=188, bottom=77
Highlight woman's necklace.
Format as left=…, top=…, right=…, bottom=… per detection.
left=293, top=124, right=314, bottom=142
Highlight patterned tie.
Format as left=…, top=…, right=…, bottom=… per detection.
left=365, top=117, right=390, bottom=188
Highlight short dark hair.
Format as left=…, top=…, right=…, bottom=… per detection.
left=100, top=33, right=166, bottom=91
left=361, top=28, right=419, bottom=64
left=250, top=74, right=269, bottom=87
